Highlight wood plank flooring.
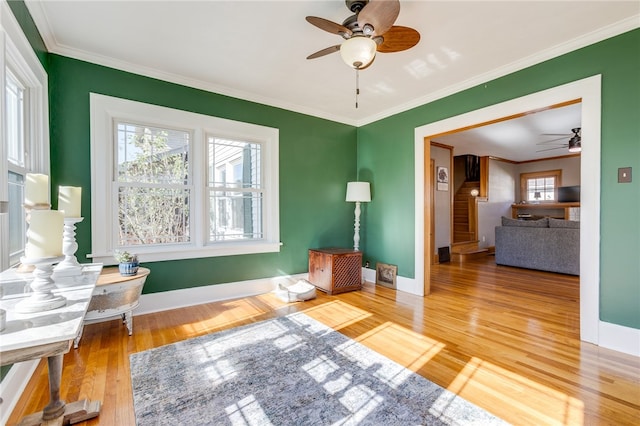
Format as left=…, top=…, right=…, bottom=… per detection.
left=7, top=257, right=640, bottom=425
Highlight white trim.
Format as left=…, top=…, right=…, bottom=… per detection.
left=0, top=359, right=39, bottom=425
left=598, top=321, right=640, bottom=357
left=134, top=273, right=308, bottom=316
left=89, top=93, right=280, bottom=264
left=1, top=0, right=49, bottom=173
left=415, top=76, right=606, bottom=347
left=362, top=267, right=419, bottom=296
left=24, top=0, right=638, bottom=127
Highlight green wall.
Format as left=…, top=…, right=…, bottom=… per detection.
left=48, top=55, right=357, bottom=293
left=358, top=29, right=640, bottom=329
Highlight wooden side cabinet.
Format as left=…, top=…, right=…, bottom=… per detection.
left=308, top=248, right=362, bottom=295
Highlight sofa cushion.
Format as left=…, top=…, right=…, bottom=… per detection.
left=549, top=218, right=580, bottom=229
left=501, top=216, right=549, bottom=228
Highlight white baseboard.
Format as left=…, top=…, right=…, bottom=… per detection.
left=363, top=267, right=376, bottom=285
left=599, top=321, right=640, bottom=357
left=135, top=272, right=308, bottom=316
left=0, top=360, right=40, bottom=425
left=363, top=267, right=421, bottom=296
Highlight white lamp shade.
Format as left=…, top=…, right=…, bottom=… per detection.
left=340, top=37, right=377, bottom=69
left=346, top=182, right=371, bottom=202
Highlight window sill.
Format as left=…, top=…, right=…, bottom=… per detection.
left=89, top=241, right=282, bottom=265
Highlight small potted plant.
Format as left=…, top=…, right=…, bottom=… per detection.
left=114, top=250, right=139, bottom=276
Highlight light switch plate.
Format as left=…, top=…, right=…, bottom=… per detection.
left=618, top=167, right=632, bottom=183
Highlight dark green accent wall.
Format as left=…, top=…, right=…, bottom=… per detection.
left=358, top=29, right=640, bottom=329
left=48, top=55, right=357, bottom=294
left=6, top=0, right=48, bottom=70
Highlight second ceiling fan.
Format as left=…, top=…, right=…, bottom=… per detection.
left=536, top=128, right=582, bottom=153
left=305, top=0, right=420, bottom=70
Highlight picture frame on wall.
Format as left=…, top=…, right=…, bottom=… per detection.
left=437, top=166, right=449, bottom=191
left=376, top=262, right=397, bottom=289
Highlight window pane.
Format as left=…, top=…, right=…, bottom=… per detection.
left=118, top=187, right=190, bottom=246
left=209, top=191, right=263, bottom=241
left=8, top=172, right=25, bottom=264
left=527, top=176, right=556, bottom=201
left=6, top=71, right=25, bottom=167
left=117, top=122, right=189, bottom=184
left=208, top=137, right=261, bottom=189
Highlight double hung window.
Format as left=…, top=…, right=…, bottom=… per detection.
left=90, top=94, right=279, bottom=264
left=1, top=4, right=50, bottom=270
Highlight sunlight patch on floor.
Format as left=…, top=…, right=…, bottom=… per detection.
left=176, top=298, right=269, bottom=337
left=225, top=394, right=274, bottom=426
left=354, top=321, right=445, bottom=372
left=448, top=356, right=585, bottom=425
left=302, top=300, right=373, bottom=330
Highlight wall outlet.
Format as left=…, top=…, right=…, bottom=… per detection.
left=482, top=235, right=486, bottom=242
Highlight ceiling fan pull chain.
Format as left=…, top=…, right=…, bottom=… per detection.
left=355, top=68, right=360, bottom=109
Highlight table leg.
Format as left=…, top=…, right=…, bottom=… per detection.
left=18, top=353, right=101, bottom=426
left=43, top=355, right=65, bottom=420
left=124, top=310, right=133, bottom=335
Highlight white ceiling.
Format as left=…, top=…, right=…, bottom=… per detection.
left=434, top=101, right=583, bottom=162
left=24, top=1, right=639, bottom=159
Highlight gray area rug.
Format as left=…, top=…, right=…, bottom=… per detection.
left=130, top=312, right=509, bottom=425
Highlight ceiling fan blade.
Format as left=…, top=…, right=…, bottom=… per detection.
left=537, top=136, right=568, bottom=144
left=541, top=133, right=572, bottom=136
left=306, top=45, right=341, bottom=60
left=536, top=146, right=567, bottom=153
left=377, top=26, right=420, bottom=53
left=306, top=16, right=352, bottom=37
left=358, top=0, right=400, bottom=37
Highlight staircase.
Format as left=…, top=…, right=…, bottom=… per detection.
left=453, top=181, right=479, bottom=243
left=451, top=180, right=489, bottom=263
left=451, top=240, right=489, bottom=263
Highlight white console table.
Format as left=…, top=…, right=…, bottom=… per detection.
left=0, top=263, right=102, bottom=425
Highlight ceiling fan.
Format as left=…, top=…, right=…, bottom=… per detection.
left=305, top=0, right=420, bottom=70
left=536, top=127, right=582, bottom=153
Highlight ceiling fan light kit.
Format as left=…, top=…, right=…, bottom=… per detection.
left=340, top=36, right=377, bottom=69
left=306, top=0, right=419, bottom=107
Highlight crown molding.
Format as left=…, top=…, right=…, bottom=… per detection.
left=24, top=1, right=639, bottom=127
left=356, top=15, right=639, bottom=126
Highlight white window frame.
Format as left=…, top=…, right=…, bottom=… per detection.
left=90, top=93, right=280, bottom=264
left=1, top=1, right=50, bottom=271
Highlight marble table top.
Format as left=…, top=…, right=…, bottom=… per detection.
left=0, top=263, right=102, bottom=353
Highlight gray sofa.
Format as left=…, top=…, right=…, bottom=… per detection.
left=495, top=217, right=580, bottom=275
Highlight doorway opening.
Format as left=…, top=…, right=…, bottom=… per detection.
left=414, top=75, right=601, bottom=345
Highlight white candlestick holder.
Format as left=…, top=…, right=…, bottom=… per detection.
left=17, top=203, right=51, bottom=274
left=15, top=256, right=66, bottom=313
left=53, top=217, right=84, bottom=277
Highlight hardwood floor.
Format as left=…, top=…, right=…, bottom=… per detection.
left=8, top=257, right=640, bottom=425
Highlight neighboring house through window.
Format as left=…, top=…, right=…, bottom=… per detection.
left=90, top=94, right=280, bottom=264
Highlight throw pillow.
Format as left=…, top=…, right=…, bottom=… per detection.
left=501, top=216, right=549, bottom=228
left=548, top=218, right=580, bottom=228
